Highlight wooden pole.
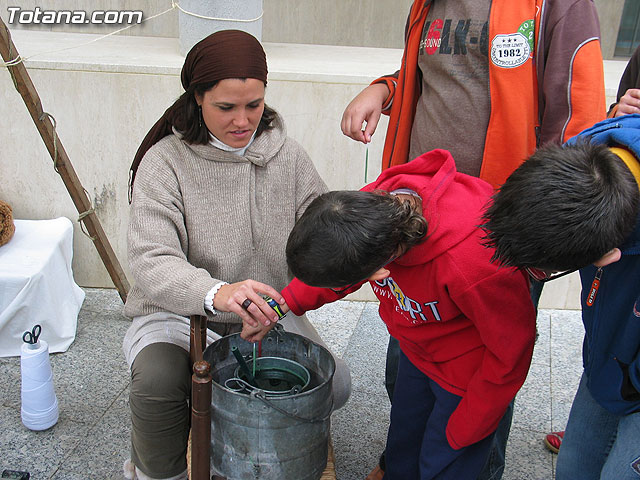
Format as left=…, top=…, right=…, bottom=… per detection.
left=0, top=18, right=130, bottom=302
left=190, top=315, right=212, bottom=480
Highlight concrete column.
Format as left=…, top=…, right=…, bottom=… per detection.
left=178, top=0, right=263, bottom=55
left=594, top=0, right=625, bottom=59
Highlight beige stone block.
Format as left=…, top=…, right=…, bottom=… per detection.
left=539, top=272, right=582, bottom=310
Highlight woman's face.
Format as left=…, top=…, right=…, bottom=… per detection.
left=196, top=78, right=265, bottom=148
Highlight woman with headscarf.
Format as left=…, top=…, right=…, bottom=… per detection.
left=122, top=30, right=351, bottom=480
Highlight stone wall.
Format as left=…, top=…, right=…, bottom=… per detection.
left=1, top=0, right=627, bottom=58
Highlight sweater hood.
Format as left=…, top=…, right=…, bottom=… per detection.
left=177, top=112, right=287, bottom=167
left=363, top=150, right=494, bottom=265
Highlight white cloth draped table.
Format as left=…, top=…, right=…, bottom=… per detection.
left=0, top=218, right=85, bottom=357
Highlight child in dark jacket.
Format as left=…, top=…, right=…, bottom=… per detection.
left=482, top=115, right=640, bottom=479
left=244, top=150, right=536, bottom=479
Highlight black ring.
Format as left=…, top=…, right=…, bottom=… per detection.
left=241, top=299, right=252, bottom=310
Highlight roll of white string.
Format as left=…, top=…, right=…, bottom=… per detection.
left=20, top=339, right=59, bottom=431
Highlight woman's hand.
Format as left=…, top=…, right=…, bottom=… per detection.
left=213, top=280, right=285, bottom=327
left=241, top=320, right=277, bottom=343
left=340, top=83, right=390, bottom=144
left=616, top=88, right=640, bottom=116
left=240, top=300, right=289, bottom=342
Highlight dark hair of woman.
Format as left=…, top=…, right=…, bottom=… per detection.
left=167, top=80, right=276, bottom=145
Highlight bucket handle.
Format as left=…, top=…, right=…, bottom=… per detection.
left=224, top=377, right=303, bottom=397
left=252, top=391, right=333, bottom=424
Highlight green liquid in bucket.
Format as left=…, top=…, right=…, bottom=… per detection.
left=234, top=356, right=311, bottom=396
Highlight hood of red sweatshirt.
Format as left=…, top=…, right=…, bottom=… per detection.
left=362, top=149, right=494, bottom=266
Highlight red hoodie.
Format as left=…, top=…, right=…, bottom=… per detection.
left=282, top=151, right=536, bottom=449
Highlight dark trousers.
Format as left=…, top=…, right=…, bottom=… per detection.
left=383, top=279, right=543, bottom=479
left=129, top=324, right=241, bottom=478
left=130, top=342, right=191, bottom=478
left=384, top=351, right=494, bottom=479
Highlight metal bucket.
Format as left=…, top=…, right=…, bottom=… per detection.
left=204, top=327, right=335, bottom=480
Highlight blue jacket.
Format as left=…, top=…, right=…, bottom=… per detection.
left=567, top=114, right=640, bottom=415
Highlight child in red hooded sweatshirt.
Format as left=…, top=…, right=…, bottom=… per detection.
left=243, top=150, right=536, bottom=479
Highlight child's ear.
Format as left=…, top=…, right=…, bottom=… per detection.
left=594, top=248, right=622, bottom=267
left=368, top=267, right=391, bottom=282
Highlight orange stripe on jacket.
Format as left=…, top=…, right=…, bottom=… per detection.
left=563, top=39, right=606, bottom=141
left=479, top=1, right=541, bottom=189
left=381, top=1, right=426, bottom=171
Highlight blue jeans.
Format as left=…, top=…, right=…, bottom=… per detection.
left=478, top=400, right=513, bottom=480
left=556, top=373, right=640, bottom=480
left=384, top=351, right=494, bottom=479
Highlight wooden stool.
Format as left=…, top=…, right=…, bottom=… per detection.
left=320, top=440, right=337, bottom=480
left=188, top=315, right=337, bottom=480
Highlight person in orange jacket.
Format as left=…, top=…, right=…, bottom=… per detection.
left=340, top=1, right=606, bottom=478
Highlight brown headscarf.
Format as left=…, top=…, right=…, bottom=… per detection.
left=129, top=29, right=268, bottom=200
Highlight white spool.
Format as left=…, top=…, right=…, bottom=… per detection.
left=20, top=339, right=59, bottom=431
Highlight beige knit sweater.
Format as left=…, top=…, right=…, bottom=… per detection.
left=124, top=114, right=327, bottom=325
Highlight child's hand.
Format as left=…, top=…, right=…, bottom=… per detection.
left=616, top=88, right=640, bottom=116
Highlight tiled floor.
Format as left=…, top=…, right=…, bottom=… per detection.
left=0, top=288, right=584, bottom=479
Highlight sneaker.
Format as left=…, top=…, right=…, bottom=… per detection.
left=544, top=431, right=564, bottom=454
left=123, top=459, right=136, bottom=479
left=123, top=460, right=188, bottom=480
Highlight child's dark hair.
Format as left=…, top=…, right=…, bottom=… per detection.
left=482, top=140, right=639, bottom=271
left=286, top=190, right=428, bottom=287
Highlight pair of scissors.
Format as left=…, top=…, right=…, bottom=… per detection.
left=22, top=324, right=41, bottom=345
